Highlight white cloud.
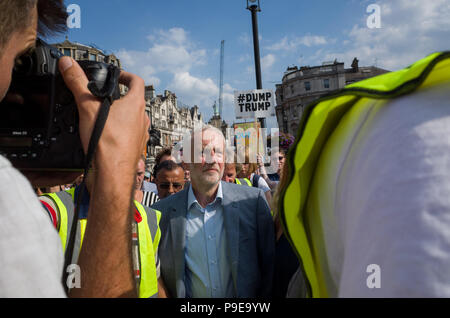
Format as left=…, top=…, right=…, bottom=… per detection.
left=223, top=83, right=236, bottom=106
left=169, top=72, right=218, bottom=106
left=168, top=72, right=239, bottom=123
left=239, top=33, right=251, bottom=45
left=116, top=27, right=206, bottom=85
left=266, top=35, right=329, bottom=52
left=238, top=54, right=251, bottom=63
left=318, top=0, right=450, bottom=70
left=261, top=54, right=276, bottom=71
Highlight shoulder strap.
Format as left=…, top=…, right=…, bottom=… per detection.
left=252, top=174, right=261, bottom=188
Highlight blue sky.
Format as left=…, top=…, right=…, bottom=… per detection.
left=50, top=0, right=450, bottom=129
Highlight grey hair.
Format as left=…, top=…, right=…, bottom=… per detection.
left=191, top=123, right=224, bottom=140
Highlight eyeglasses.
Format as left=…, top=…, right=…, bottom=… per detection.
left=278, top=156, right=285, bottom=161
left=158, top=182, right=184, bottom=190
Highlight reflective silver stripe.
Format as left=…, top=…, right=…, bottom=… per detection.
left=149, top=292, right=158, bottom=298
left=143, top=205, right=158, bottom=242
left=54, top=191, right=82, bottom=265
left=72, top=221, right=82, bottom=265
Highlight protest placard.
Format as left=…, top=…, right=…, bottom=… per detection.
left=234, top=89, right=275, bottom=119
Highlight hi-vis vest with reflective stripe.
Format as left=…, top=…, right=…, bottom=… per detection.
left=279, top=52, right=450, bottom=298
left=235, top=178, right=251, bottom=186
left=42, top=189, right=161, bottom=298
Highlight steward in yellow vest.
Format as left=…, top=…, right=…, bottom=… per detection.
left=40, top=186, right=162, bottom=298
left=279, top=52, right=450, bottom=297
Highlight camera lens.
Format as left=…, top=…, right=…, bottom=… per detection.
left=14, top=54, right=34, bottom=75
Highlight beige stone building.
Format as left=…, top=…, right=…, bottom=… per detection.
left=51, top=36, right=128, bottom=95
left=53, top=36, right=121, bottom=66
left=275, top=58, right=389, bottom=135
left=145, top=86, right=204, bottom=170
left=52, top=38, right=205, bottom=171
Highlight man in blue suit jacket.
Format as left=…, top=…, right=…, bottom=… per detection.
left=152, top=125, right=275, bottom=298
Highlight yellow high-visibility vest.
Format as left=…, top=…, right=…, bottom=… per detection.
left=42, top=189, right=161, bottom=298
left=235, top=178, right=252, bottom=186
left=279, top=52, right=450, bottom=298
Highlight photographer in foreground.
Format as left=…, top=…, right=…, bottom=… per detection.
left=0, top=0, right=148, bottom=297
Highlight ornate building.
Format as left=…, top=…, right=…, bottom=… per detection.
left=52, top=38, right=205, bottom=172
left=275, top=58, right=389, bottom=135
left=51, top=36, right=127, bottom=95
left=145, top=86, right=204, bottom=170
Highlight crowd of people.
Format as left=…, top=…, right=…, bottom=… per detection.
left=1, top=0, right=450, bottom=299
left=33, top=123, right=295, bottom=298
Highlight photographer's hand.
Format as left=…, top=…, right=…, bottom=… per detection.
left=58, top=56, right=149, bottom=297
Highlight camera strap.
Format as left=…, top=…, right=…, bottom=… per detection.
left=62, top=65, right=121, bottom=294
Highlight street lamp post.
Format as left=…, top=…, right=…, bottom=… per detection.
left=246, top=0, right=266, bottom=129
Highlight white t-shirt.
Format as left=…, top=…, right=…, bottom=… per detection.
left=0, top=155, right=65, bottom=297
left=249, top=173, right=271, bottom=193
left=311, top=82, right=450, bottom=297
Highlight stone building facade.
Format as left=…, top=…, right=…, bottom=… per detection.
left=275, top=58, right=389, bottom=135
left=52, top=38, right=205, bottom=172
left=145, top=86, right=204, bottom=170
left=51, top=36, right=128, bottom=95
left=53, top=36, right=121, bottom=66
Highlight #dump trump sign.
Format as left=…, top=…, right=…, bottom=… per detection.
left=234, top=89, right=275, bottom=119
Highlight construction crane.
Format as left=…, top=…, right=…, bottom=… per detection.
left=219, top=40, right=225, bottom=118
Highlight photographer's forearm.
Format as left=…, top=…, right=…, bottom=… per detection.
left=59, top=58, right=147, bottom=297
left=70, top=161, right=136, bottom=298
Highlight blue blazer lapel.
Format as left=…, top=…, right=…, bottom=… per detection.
left=222, top=182, right=240, bottom=294
left=169, top=188, right=189, bottom=297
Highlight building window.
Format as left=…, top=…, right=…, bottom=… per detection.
left=162, top=109, right=165, bottom=116
left=75, top=50, right=86, bottom=60
left=323, top=79, right=330, bottom=89
left=63, top=48, right=71, bottom=57
left=290, top=85, right=295, bottom=95
left=304, top=81, right=311, bottom=91
left=89, top=53, right=96, bottom=61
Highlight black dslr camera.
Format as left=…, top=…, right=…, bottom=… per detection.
left=0, top=39, right=121, bottom=171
